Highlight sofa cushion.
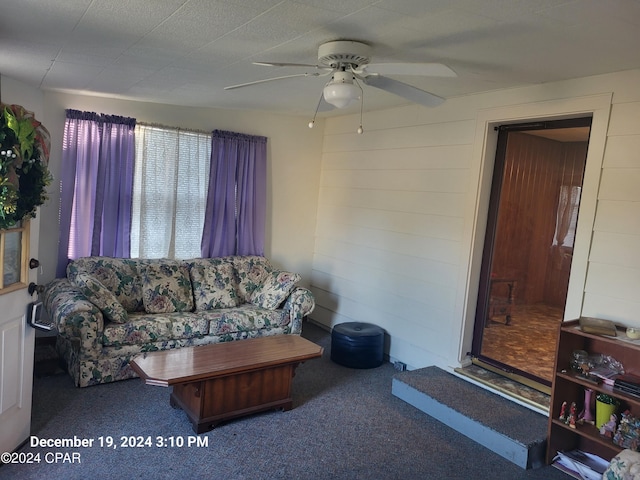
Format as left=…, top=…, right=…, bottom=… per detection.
left=190, top=262, right=241, bottom=310
left=202, top=304, right=288, bottom=336
left=102, top=312, right=210, bottom=347
left=68, top=257, right=144, bottom=312
left=142, top=263, right=194, bottom=313
left=71, top=272, right=129, bottom=324
left=249, top=270, right=301, bottom=310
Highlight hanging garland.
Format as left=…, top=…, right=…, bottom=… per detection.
left=0, top=103, right=52, bottom=230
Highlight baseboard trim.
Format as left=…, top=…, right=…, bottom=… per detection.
left=305, top=317, right=331, bottom=332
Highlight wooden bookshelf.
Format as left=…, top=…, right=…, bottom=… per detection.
left=546, top=319, right=640, bottom=464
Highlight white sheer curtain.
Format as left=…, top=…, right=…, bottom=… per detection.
left=131, top=124, right=211, bottom=259
left=552, top=185, right=582, bottom=248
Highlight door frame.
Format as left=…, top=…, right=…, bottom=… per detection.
left=456, top=94, right=613, bottom=365
left=470, top=117, right=592, bottom=385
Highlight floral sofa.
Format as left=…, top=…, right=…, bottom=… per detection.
left=42, top=256, right=315, bottom=387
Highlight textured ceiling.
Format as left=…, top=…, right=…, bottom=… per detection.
left=1, top=0, right=639, bottom=116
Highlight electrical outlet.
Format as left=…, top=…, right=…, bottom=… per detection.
left=393, top=361, right=407, bottom=372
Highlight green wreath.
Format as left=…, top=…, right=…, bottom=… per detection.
left=0, top=104, right=52, bottom=230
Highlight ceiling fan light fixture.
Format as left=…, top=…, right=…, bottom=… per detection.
left=323, top=71, right=359, bottom=109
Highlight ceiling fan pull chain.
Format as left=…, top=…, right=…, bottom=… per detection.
left=308, top=90, right=325, bottom=129
left=355, top=76, right=364, bottom=134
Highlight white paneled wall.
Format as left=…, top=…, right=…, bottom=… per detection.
left=311, top=69, right=640, bottom=371
left=585, top=100, right=640, bottom=322
left=312, top=109, right=477, bottom=368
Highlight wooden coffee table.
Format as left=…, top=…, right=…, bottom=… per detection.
left=130, top=335, right=323, bottom=433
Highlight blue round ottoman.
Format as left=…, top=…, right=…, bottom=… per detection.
left=331, top=322, right=384, bottom=369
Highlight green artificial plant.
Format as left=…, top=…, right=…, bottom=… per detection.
left=0, top=104, right=51, bottom=229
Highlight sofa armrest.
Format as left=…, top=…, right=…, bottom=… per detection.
left=42, top=278, right=104, bottom=351
left=281, top=287, right=315, bottom=334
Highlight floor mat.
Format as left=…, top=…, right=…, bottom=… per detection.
left=455, top=364, right=550, bottom=413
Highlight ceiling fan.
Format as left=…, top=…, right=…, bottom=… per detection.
left=225, top=40, right=456, bottom=111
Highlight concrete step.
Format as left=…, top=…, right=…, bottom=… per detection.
left=392, top=366, right=548, bottom=469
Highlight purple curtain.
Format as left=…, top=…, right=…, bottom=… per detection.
left=56, top=110, right=136, bottom=277
left=201, top=130, right=267, bottom=257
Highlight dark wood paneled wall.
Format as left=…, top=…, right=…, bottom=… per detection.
left=492, top=132, right=587, bottom=308
left=544, top=141, right=588, bottom=306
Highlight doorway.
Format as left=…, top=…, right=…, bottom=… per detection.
left=471, top=117, right=592, bottom=393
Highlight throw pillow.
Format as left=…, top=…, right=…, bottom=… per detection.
left=233, top=256, right=272, bottom=301
left=190, top=262, right=241, bottom=310
left=250, top=270, right=301, bottom=310
left=142, top=263, right=194, bottom=314
left=602, top=449, right=640, bottom=480
left=71, top=272, right=129, bottom=324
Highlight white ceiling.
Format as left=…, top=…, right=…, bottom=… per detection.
left=1, top=0, right=639, bottom=117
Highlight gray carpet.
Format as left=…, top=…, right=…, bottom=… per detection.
left=1, top=322, right=570, bottom=480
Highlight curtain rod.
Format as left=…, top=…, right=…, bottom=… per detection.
left=137, top=121, right=211, bottom=136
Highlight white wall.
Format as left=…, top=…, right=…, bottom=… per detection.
left=586, top=99, right=640, bottom=319
left=310, top=68, right=640, bottom=371
left=39, top=92, right=324, bottom=286
left=2, top=77, right=44, bottom=119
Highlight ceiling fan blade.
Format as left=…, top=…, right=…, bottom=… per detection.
left=253, top=61, right=332, bottom=70
left=357, top=62, right=456, bottom=77
left=224, top=72, right=320, bottom=90
left=362, top=75, right=445, bottom=107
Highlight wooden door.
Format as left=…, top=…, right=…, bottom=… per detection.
left=0, top=219, right=39, bottom=454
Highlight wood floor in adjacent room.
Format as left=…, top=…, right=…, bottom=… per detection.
left=481, top=304, right=564, bottom=384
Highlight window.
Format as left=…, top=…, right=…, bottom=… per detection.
left=58, top=111, right=266, bottom=274
left=553, top=185, right=581, bottom=249
left=130, top=125, right=211, bottom=259
left=0, top=220, right=29, bottom=293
